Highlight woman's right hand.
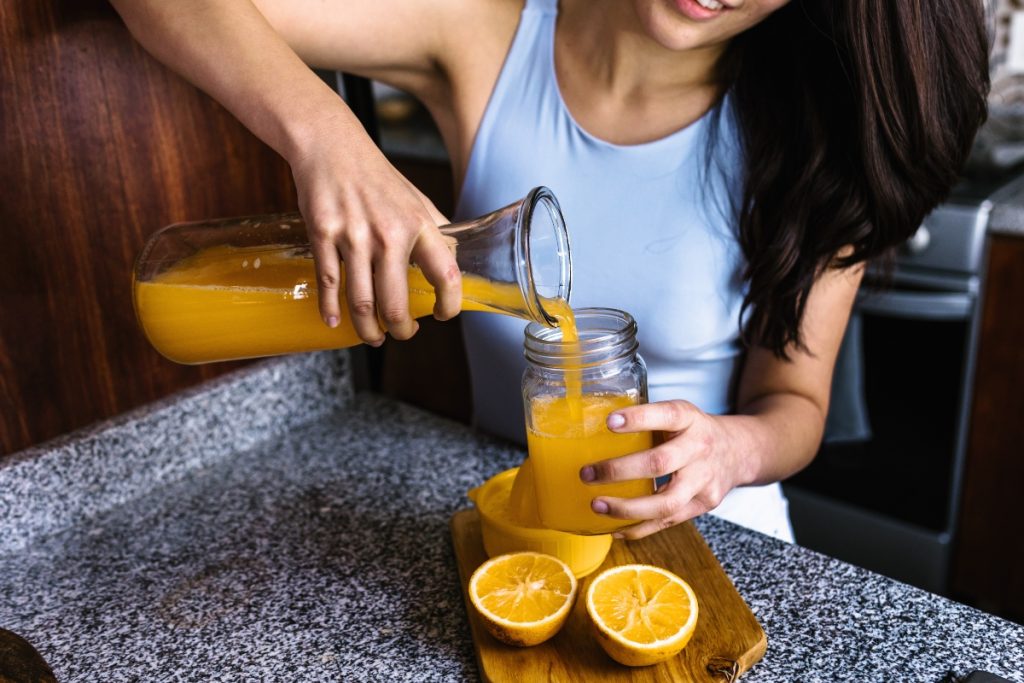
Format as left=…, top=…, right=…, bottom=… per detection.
left=290, top=115, right=462, bottom=346
left=110, top=0, right=463, bottom=345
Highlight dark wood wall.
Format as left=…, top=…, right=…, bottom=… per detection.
left=375, top=158, right=472, bottom=424
left=953, top=233, right=1024, bottom=623
left=0, top=0, right=298, bottom=455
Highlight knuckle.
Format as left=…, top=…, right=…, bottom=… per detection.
left=439, top=262, right=462, bottom=286
left=381, top=308, right=409, bottom=325
left=340, top=229, right=370, bottom=253
left=308, top=214, right=343, bottom=239
left=318, top=271, right=340, bottom=289
left=695, top=483, right=725, bottom=512
left=350, top=299, right=375, bottom=318
left=706, top=483, right=728, bottom=509
left=648, top=449, right=673, bottom=476
left=667, top=400, right=690, bottom=423
left=693, top=495, right=714, bottom=516
left=378, top=220, right=413, bottom=244
left=657, top=496, right=679, bottom=520
left=603, top=460, right=626, bottom=482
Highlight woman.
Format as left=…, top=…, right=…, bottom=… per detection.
left=111, top=0, right=989, bottom=541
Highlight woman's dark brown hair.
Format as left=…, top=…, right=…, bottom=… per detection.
left=720, top=0, right=990, bottom=356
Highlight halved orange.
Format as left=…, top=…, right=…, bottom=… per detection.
left=586, top=564, right=699, bottom=666
left=468, top=552, right=578, bottom=646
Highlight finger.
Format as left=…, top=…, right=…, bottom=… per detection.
left=374, top=247, right=419, bottom=340
left=339, top=246, right=385, bottom=346
left=310, top=236, right=343, bottom=328
left=593, top=467, right=708, bottom=524
left=580, top=443, right=695, bottom=484
left=411, top=228, right=462, bottom=321
left=613, top=498, right=706, bottom=540
left=607, top=400, right=702, bottom=434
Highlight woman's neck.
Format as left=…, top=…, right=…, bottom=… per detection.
left=556, top=0, right=726, bottom=144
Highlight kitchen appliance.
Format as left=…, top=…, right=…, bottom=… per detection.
left=783, top=169, right=1024, bottom=595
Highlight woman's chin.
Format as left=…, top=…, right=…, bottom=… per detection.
left=631, top=0, right=789, bottom=53
left=631, top=0, right=732, bottom=51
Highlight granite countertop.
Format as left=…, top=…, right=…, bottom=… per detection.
left=988, top=198, right=1024, bottom=236
left=1, top=351, right=1022, bottom=682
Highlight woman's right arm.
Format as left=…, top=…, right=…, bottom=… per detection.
left=110, top=0, right=463, bottom=343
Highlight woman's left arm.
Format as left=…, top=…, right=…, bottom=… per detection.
left=582, top=262, right=864, bottom=539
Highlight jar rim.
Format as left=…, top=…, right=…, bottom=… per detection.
left=523, top=307, right=638, bottom=368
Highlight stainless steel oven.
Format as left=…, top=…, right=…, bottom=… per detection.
left=783, top=172, right=1024, bottom=594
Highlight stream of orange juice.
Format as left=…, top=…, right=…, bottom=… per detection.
left=527, top=393, right=654, bottom=535
left=542, top=299, right=583, bottom=420
left=134, top=244, right=544, bottom=364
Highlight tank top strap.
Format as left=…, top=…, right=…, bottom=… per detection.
left=523, top=0, right=557, bottom=15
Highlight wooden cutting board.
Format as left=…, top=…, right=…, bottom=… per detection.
left=451, top=509, right=766, bottom=682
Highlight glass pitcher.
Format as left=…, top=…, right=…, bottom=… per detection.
left=133, top=187, right=571, bottom=364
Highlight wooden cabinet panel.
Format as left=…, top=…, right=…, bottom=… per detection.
left=0, top=0, right=298, bottom=455
left=379, top=157, right=472, bottom=424
left=953, top=233, right=1024, bottom=622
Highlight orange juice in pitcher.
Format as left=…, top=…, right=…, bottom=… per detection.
left=135, top=245, right=542, bottom=364
left=133, top=187, right=571, bottom=364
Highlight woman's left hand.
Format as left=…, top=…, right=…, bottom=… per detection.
left=579, top=400, right=757, bottom=540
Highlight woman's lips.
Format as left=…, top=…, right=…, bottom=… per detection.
left=673, top=0, right=730, bottom=21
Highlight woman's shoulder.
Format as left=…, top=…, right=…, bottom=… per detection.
left=431, top=0, right=526, bottom=165
left=436, top=0, right=524, bottom=74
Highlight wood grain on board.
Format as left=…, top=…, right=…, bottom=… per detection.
left=451, top=509, right=766, bottom=682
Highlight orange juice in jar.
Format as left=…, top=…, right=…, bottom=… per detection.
left=523, top=308, right=655, bottom=535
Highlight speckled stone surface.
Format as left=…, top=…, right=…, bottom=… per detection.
left=988, top=199, right=1024, bottom=236
left=987, top=173, right=1024, bottom=237
left=1, top=361, right=1022, bottom=682
left=705, top=521, right=1024, bottom=683
left=0, top=351, right=351, bottom=553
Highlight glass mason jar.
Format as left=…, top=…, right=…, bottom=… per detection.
left=523, top=308, right=655, bottom=535
left=133, top=187, right=571, bottom=364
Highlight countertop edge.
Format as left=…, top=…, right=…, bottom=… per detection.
left=987, top=202, right=1024, bottom=236
left=0, top=350, right=353, bottom=553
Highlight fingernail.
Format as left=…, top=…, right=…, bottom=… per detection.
left=327, top=316, right=339, bottom=328
left=592, top=499, right=609, bottom=514
left=612, top=533, right=624, bottom=540
left=369, top=338, right=384, bottom=348
left=579, top=466, right=596, bottom=483
left=607, top=413, right=625, bottom=429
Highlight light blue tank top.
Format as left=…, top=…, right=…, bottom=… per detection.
left=456, top=0, right=747, bottom=445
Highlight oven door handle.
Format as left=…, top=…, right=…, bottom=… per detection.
left=856, top=290, right=974, bottom=321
